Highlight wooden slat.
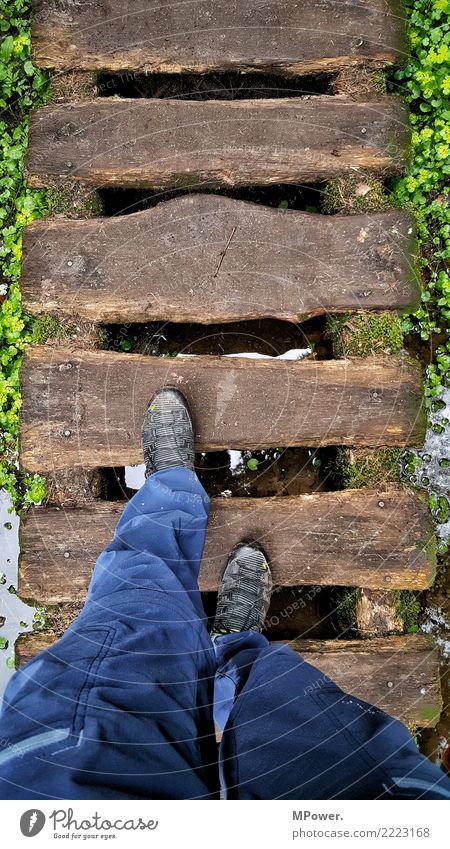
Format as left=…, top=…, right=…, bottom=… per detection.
left=20, top=347, right=425, bottom=472
left=22, top=196, right=420, bottom=324
left=289, top=634, right=442, bottom=728
left=26, top=97, right=409, bottom=189
left=31, top=0, right=406, bottom=74
left=19, top=489, right=435, bottom=605
left=15, top=632, right=442, bottom=727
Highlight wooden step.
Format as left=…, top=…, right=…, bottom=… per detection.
left=26, top=96, right=409, bottom=189
left=19, top=489, right=435, bottom=605
left=20, top=347, right=425, bottom=472
left=22, top=196, right=420, bottom=324
left=31, top=0, right=405, bottom=74
left=15, top=632, right=442, bottom=728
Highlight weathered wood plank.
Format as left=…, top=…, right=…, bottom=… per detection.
left=26, top=97, right=409, bottom=189
left=31, top=0, right=406, bottom=74
left=22, top=196, right=420, bottom=324
left=15, top=632, right=442, bottom=727
left=20, top=347, right=425, bottom=471
left=19, top=489, right=435, bottom=605
left=289, top=634, right=442, bottom=728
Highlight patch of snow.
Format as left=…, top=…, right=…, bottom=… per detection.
left=228, top=450, right=244, bottom=474
left=0, top=490, right=36, bottom=698
left=421, top=606, right=450, bottom=658
left=402, top=386, right=450, bottom=550
left=225, top=348, right=312, bottom=361
left=177, top=348, right=312, bottom=361
left=125, top=464, right=146, bottom=490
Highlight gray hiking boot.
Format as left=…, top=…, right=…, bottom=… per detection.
left=211, top=543, right=272, bottom=638
left=142, top=387, right=194, bottom=477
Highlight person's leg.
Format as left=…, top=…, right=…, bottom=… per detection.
left=211, top=546, right=450, bottom=800
left=0, top=390, right=219, bottom=800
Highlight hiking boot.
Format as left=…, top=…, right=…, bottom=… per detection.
left=211, top=543, right=272, bottom=638
left=142, top=387, right=195, bottom=477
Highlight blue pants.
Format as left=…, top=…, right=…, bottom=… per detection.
left=1, top=468, right=449, bottom=800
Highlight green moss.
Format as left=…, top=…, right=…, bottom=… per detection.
left=417, top=704, right=441, bottom=726
left=371, top=70, right=388, bottom=95
left=45, top=187, right=75, bottom=215
left=30, top=602, right=81, bottom=636
left=335, top=587, right=360, bottom=632
left=392, top=590, right=421, bottom=633
left=326, top=312, right=404, bottom=357
left=334, top=447, right=403, bottom=489
left=45, top=186, right=103, bottom=217
left=321, top=175, right=390, bottom=215
left=29, top=314, right=71, bottom=344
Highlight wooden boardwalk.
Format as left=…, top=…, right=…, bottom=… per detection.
left=19, top=489, right=435, bottom=605
left=19, top=0, right=442, bottom=727
left=15, top=631, right=441, bottom=728
left=31, top=0, right=406, bottom=74
left=22, top=197, right=420, bottom=324
left=20, top=347, right=425, bottom=471
left=27, top=97, right=410, bottom=188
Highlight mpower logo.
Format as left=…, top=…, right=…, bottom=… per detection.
left=20, top=810, right=46, bottom=837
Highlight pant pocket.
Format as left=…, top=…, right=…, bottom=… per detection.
left=310, top=686, right=392, bottom=795
left=0, top=625, right=116, bottom=769
left=66, top=624, right=117, bottom=736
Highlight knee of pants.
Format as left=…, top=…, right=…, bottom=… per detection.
left=0, top=600, right=215, bottom=767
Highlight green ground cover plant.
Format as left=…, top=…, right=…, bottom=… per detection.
left=0, top=0, right=48, bottom=507
left=0, top=0, right=449, bottom=521
left=391, top=0, right=450, bottom=401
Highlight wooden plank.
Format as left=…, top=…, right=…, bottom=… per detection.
left=289, top=634, right=442, bottom=728
left=20, top=347, right=425, bottom=472
left=31, top=0, right=406, bottom=74
left=15, top=632, right=442, bottom=727
left=19, top=489, right=435, bottom=605
left=16, top=633, right=55, bottom=667
left=22, top=196, right=420, bottom=324
left=26, top=97, right=409, bottom=189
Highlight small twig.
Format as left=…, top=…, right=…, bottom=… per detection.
left=213, top=226, right=236, bottom=278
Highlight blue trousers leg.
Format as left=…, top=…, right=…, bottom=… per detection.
left=0, top=468, right=219, bottom=800
left=2, top=466, right=449, bottom=800
left=214, top=633, right=450, bottom=799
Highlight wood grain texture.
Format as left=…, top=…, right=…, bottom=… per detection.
left=20, top=346, right=425, bottom=472
left=31, top=0, right=406, bottom=74
left=19, top=489, right=435, bottom=605
left=22, top=195, right=420, bottom=324
left=15, top=632, right=442, bottom=727
left=26, top=97, right=410, bottom=189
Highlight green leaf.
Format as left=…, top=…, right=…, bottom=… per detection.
left=0, top=35, right=14, bottom=62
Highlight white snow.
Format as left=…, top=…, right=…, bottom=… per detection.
left=125, top=464, right=146, bottom=490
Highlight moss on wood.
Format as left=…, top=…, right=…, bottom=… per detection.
left=326, top=312, right=404, bottom=358
left=334, top=446, right=403, bottom=489
left=321, top=175, right=390, bottom=215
